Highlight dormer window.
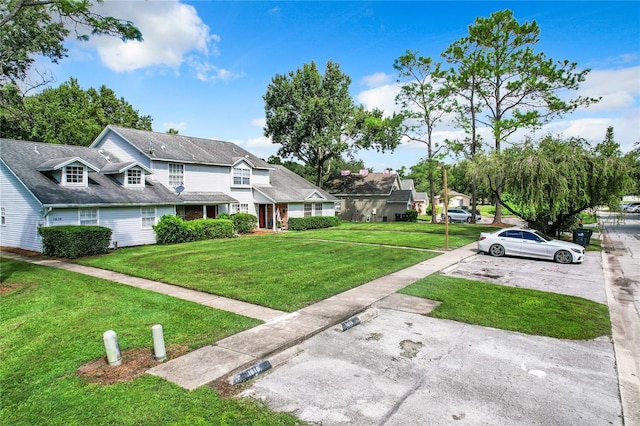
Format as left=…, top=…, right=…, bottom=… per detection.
left=37, top=157, right=98, bottom=188
left=100, top=161, right=150, bottom=188
left=127, top=169, right=142, bottom=187
left=65, top=165, right=86, bottom=186
left=233, top=167, right=250, bottom=186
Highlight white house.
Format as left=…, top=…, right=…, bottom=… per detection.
left=0, top=126, right=337, bottom=252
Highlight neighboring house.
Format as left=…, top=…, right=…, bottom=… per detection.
left=326, top=171, right=413, bottom=222
left=400, top=179, right=428, bottom=214
left=435, top=190, right=471, bottom=207
left=0, top=126, right=336, bottom=252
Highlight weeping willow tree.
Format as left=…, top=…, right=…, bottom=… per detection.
left=472, top=135, right=632, bottom=236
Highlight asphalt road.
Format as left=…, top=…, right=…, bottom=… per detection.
left=241, top=218, right=638, bottom=425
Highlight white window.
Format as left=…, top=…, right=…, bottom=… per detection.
left=168, top=163, right=184, bottom=187
left=65, top=165, right=85, bottom=186
left=127, top=169, right=142, bottom=186
left=79, top=208, right=98, bottom=225
left=176, top=206, right=186, bottom=220
left=233, top=167, right=250, bottom=186
left=231, top=203, right=249, bottom=214
left=141, top=207, right=156, bottom=228
left=1, top=207, right=5, bottom=225
left=314, top=203, right=323, bottom=216
left=304, top=203, right=312, bottom=217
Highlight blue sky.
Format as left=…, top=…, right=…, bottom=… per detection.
left=48, top=1, right=639, bottom=171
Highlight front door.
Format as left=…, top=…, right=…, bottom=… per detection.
left=258, top=204, right=266, bottom=228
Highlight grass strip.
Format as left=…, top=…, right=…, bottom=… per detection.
left=0, top=259, right=300, bottom=425
left=399, top=274, right=611, bottom=340
left=78, top=236, right=439, bottom=312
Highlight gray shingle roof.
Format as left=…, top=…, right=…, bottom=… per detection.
left=387, top=189, right=413, bottom=203
left=179, top=192, right=238, bottom=203
left=100, top=125, right=273, bottom=169
left=254, top=165, right=337, bottom=203
left=325, top=172, right=399, bottom=196
left=1, top=139, right=180, bottom=206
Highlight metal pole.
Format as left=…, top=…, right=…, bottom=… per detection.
left=444, top=168, right=449, bottom=250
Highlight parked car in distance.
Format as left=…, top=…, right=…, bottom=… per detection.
left=622, top=202, right=640, bottom=212
left=477, top=227, right=585, bottom=264
left=442, top=208, right=481, bottom=223
left=460, top=205, right=481, bottom=215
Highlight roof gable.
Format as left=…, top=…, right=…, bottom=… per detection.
left=36, top=157, right=100, bottom=172
left=253, top=165, right=337, bottom=203
left=325, top=172, right=401, bottom=196
left=94, top=125, right=272, bottom=169
left=100, top=161, right=152, bottom=175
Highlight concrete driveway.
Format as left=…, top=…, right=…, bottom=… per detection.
left=242, top=251, right=622, bottom=425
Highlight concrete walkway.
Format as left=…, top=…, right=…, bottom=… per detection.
left=1, top=243, right=478, bottom=390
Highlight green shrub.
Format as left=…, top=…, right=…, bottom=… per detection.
left=288, top=216, right=341, bottom=231
left=217, top=212, right=230, bottom=220
left=231, top=213, right=258, bottom=234
left=153, top=215, right=191, bottom=244
left=196, top=218, right=234, bottom=239
left=154, top=215, right=235, bottom=244
left=405, top=209, right=418, bottom=222
left=39, top=225, right=112, bottom=258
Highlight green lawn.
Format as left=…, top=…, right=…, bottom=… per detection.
left=78, top=236, right=440, bottom=311
left=400, top=274, right=611, bottom=339
left=2, top=221, right=610, bottom=424
left=0, top=259, right=301, bottom=426
left=276, top=221, right=495, bottom=250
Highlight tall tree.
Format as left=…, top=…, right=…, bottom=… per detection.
left=2, top=77, right=152, bottom=145
left=263, top=60, right=402, bottom=187
left=394, top=51, right=452, bottom=223
left=442, top=42, right=483, bottom=222
left=474, top=135, right=632, bottom=236
left=445, top=9, right=598, bottom=224
left=1, top=0, right=142, bottom=132
left=1, top=0, right=142, bottom=84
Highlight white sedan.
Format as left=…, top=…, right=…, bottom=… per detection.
left=477, top=228, right=585, bottom=264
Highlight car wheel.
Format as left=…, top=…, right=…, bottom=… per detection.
left=448, top=216, right=452, bottom=223
left=489, top=244, right=505, bottom=257
left=554, top=250, right=572, bottom=264
left=466, top=217, right=471, bottom=223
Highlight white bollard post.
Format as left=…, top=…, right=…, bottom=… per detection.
left=152, top=324, right=166, bottom=361
left=103, top=330, right=122, bottom=366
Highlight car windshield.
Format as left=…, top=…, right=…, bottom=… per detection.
left=533, top=230, right=553, bottom=242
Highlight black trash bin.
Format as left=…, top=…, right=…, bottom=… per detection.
left=572, top=228, right=593, bottom=247
left=382, top=216, right=387, bottom=222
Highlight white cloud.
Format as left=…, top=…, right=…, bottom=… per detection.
left=361, top=72, right=392, bottom=88
left=187, top=57, right=242, bottom=82
left=577, top=66, right=640, bottom=112
left=357, top=83, right=400, bottom=117
left=82, top=0, right=220, bottom=75
left=246, top=135, right=273, bottom=148
left=251, top=117, right=266, bottom=128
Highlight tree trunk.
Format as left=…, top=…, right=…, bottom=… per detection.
left=429, top=171, right=437, bottom=224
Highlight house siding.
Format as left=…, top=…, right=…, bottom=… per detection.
left=184, top=163, right=230, bottom=192
left=99, top=205, right=174, bottom=247
left=94, top=132, right=152, bottom=169
left=46, top=205, right=175, bottom=248
left=0, top=161, right=44, bottom=252
left=337, top=197, right=408, bottom=222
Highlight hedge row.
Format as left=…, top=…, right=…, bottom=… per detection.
left=153, top=215, right=236, bottom=244
left=39, top=226, right=112, bottom=258
left=288, top=216, right=341, bottom=231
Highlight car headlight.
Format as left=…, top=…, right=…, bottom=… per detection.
left=570, top=248, right=583, bottom=254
